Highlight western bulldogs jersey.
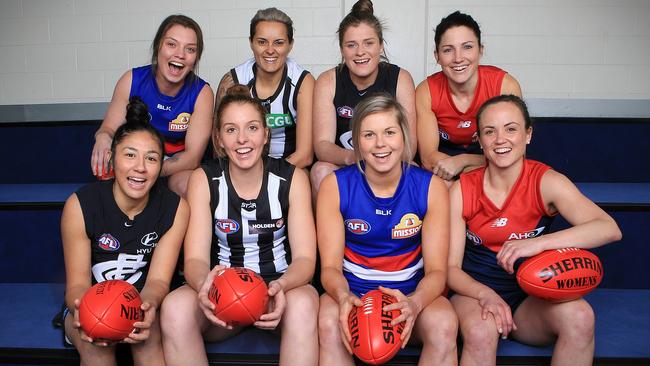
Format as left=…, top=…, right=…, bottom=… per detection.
left=203, top=157, right=295, bottom=283
left=333, top=62, right=400, bottom=149
left=231, top=58, right=310, bottom=159
left=460, top=160, right=556, bottom=308
left=130, top=65, right=207, bottom=156
left=76, top=180, right=180, bottom=291
left=427, top=65, right=506, bottom=156
left=336, top=164, right=432, bottom=296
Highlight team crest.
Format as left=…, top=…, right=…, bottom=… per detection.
left=215, top=219, right=240, bottom=234
left=391, top=213, right=422, bottom=239
left=98, top=233, right=120, bottom=251
left=169, top=112, right=191, bottom=132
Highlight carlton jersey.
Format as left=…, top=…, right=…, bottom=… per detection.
left=427, top=65, right=506, bottom=156
left=130, top=65, right=207, bottom=156
left=203, top=157, right=295, bottom=283
left=460, top=160, right=556, bottom=307
left=336, top=164, right=432, bottom=296
left=76, top=180, right=180, bottom=291
left=333, top=62, right=400, bottom=149
left=231, top=58, right=309, bottom=160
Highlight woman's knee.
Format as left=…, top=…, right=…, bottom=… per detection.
left=556, top=300, right=595, bottom=340
left=417, top=302, right=458, bottom=349
left=283, top=285, right=319, bottom=329
left=318, top=296, right=342, bottom=346
left=460, top=317, right=499, bottom=350
left=160, top=287, right=201, bottom=336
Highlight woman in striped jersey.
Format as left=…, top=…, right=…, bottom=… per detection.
left=317, top=94, right=457, bottom=365
left=160, top=85, right=318, bottom=366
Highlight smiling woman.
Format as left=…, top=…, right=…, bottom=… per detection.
left=91, top=14, right=214, bottom=198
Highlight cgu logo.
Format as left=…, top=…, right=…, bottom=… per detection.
left=466, top=230, right=482, bottom=245
left=215, top=219, right=240, bottom=234
left=345, top=219, right=371, bottom=235
left=98, top=234, right=120, bottom=251
left=266, top=113, right=294, bottom=128
left=337, top=106, right=354, bottom=119
left=508, top=226, right=545, bottom=240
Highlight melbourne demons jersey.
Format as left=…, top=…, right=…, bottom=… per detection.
left=460, top=160, right=556, bottom=293
left=231, top=58, right=310, bottom=159
left=427, top=65, right=506, bottom=155
left=77, top=180, right=180, bottom=291
left=130, top=65, right=207, bottom=155
left=336, top=164, right=432, bottom=296
left=333, top=62, right=400, bottom=149
left=203, top=157, right=295, bottom=282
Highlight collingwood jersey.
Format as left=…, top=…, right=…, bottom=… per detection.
left=76, top=180, right=180, bottom=291
left=202, top=157, right=295, bottom=282
left=231, top=58, right=309, bottom=159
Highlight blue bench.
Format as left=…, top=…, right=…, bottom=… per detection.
left=0, top=283, right=648, bottom=365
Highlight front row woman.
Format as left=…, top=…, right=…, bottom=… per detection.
left=160, top=85, right=318, bottom=366
left=62, top=98, right=189, bottom=365
left=447, top=95, right=621, bottom=365
left=317, top=94, right=458, bottom=366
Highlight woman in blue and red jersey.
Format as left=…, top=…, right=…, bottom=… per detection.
left=447, top=94, right=621, bottom=365
left=317, top=93, right=457, bottom=366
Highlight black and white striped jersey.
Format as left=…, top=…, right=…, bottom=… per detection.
left=231, top=58, right=309, bottom=160
left=202, top=157, right=295, bottom=282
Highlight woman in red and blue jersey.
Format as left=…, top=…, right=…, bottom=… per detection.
left=317, top=94, right=457, bottom=365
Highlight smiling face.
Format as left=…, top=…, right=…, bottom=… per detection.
left=111, top=130, right=162, bottom=203
left=435, top=25, right=483, bottom=88
left=478, top=101, right=532, bottom=169
left=155, top=24, right=198, bottom=91
left=250, top=21, right=293, bottom=76
left=217, top=102, right=269, bottom=172
left=358, top=110, right=405, bottom=176
left=341, top=22, right=384, bottom=85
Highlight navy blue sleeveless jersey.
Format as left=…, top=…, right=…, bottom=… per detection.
left=76, top=180, right=180, bottom=291
left=336, top=164, right=432, bottom=296
left=130, top=65, right=207, bottom=155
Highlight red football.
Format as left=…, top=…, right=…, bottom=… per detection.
left=208, top=267, right=269, bottom=327
left=348, top=290, right=405, bottom=365
left=78, top=280, right=142, bottom=340
left=517, top=248, right=603, bottom=302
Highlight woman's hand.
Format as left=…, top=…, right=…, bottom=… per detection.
left=122, top=302, right=155, bottom=344
left=478, top=289, right=517, bottom=339
left=91, top=132, right=112, bottom=177
left=496, top=238, right=544, bottom=274
left=197, top=264, right=231, bottom=329
left=432, top=156, right=464, bottom=181
left=337, top=291, right=363, bottom=354
left=379, top=286, right=421, bottom=348
left=254, top=280, right=286, bottom=330
left=72, top=298, right=116, bottom=347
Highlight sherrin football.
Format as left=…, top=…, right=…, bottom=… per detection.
left=348, top=289, right=405, bottom=365
left=208, top=267, right=269, bottom=327
left=516, top=248, right=603, bottom=302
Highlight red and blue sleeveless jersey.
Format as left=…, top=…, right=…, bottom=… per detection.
left=460, top=160, right=556, bottom=292
left=130, top=65, right=207, bottom=155
left=427, top=65, right=506, bottom=155
left=336, top=164, right=432, bottom=297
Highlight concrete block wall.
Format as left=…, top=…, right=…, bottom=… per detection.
left=0, top=0, right=649, bottom=108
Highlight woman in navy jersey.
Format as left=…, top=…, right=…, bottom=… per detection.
left=62, top=98, right=189, bottom=365
left=215, top=8, right=314, bottom=168
left=160, top=85, right=318, bottom=366
left=310, top=0, right=417, bottom=200
left=92, top=14, right=214, bottom=197
left=416, top=11, right=521, bottom=181
left=318, top=94, right=457, bottom=365
left=448, top=95, right=621, bottom=365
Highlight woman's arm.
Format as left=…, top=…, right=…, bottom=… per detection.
left=214, top=72, right=235, bottom=117
left=91, top=70, right=132, bottom=176
left=415, top=80, right=449, bottom=172
left=395, top=69, right=417, bottom=160
left=161, top=85, right=214, bottom=176
left=286, top=74, right=315, bottom=168
left=501, top=73, right=522, bottom=97
left=62, top=194, right=92, bottom=313
left=313, top=69, right=355, bottom=166
left=497, top=170, right=622, bottom=273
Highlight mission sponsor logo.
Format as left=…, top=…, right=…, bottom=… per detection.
left=249, top=218, right=285, bottom=234
left=169, top=112, right=191, bottom=132
left=345, top=219, right=371, bottom=235
left=215, top=219, right=240, bottom=234
left=337, top=106, right=354, bottom=119
left=266, top=113, right=294, bottom=129
left=98, top=233, right=120, bottom=251
left=466, top=229, right=482, bottom=245
left=391, top=213, right=422, bottom=239
left=508, top=226, right=545, bottom=240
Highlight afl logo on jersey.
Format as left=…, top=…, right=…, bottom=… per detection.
left=391, top=213, right=422, bottom=239
left=215, top=219, right=240, bottom=234
left=337, top=106, right=354, bottom=119
left=345, top=219, right=371, bottom=235
left=98, top=233, right=120, bottom=251
left=466, top=229, right=482, bottom=245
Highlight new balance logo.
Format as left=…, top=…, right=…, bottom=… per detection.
left=491, top=218, right=508, bottom=227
